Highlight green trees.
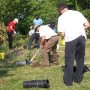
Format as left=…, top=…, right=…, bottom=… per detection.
left=0, top=0, right=90, bottom=35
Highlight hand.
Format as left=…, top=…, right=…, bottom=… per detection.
left=14, top=31, right=16, bottom=34
left=83, top=22, right=90, bottom=29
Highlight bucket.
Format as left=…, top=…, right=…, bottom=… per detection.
left=23, top=79, right=50, bottom=88
left=14, top=60, right=32, bottom=66
left=14, top=60, right=26, bottom=65
left=60, top=39, right=65, bottom=46
left=0, top=52, right=5, bottom=59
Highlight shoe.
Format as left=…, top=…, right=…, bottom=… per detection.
left=74, top=76, right=83, bottom=84
left=74, top=81, right=81, bottom=84
left=64, top=81, right=72, bottom=86
left=63, top=77, right=72, bottom=86
left=74, top=79, right=82, bottom=84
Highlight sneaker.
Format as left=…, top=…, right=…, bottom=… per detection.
left=64, top=81, right=72, bottom=86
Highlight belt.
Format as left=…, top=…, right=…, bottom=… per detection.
left=51, top=35, right=58, bottom=38
left=45, top=35, right=58, bottom=41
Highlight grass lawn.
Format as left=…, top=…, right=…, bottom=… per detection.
left=0, top=39, right=90, bottom=90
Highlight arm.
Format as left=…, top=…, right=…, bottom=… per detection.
left=40, top=36, right=46, bottom=45
left=60, top=32, right=65, bottom=39
left=10, top=26, right=15, bottom=32
left=83, top=22, right=90, bottom=30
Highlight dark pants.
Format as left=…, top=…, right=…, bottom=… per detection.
left=63, top=35, right=85, bottom=85
left=28, top=33, right=40, bottom=48
left=7, top=31, right=13, bottom=49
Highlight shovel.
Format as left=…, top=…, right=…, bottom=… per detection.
left=26, top=47, right=42, bottom=65
left=14, top=47, right=42, bottom=66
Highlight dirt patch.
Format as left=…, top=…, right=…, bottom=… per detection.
left=0, top=80, right=7, bottom=84
left=31, top=62, right=41, bottom=67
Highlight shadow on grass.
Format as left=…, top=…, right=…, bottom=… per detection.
left=0, top=69, right=10, bottom=76
left=0, top=47, right=38, bottom=77
left=0, top=60, right=24, bottom=77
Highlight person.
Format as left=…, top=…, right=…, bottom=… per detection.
left=29, top=24, right=35, bottom=36
left=35, top=25, right=59, bottom=66
left=33, top=14, right=43, bottom=25
left=27, top=24, right=40, bottom=49
left=49, top=21, right=56, bottom=32
left=7, top=18, right=18, bottom=49
left=57, top=4, right=90, bottom=86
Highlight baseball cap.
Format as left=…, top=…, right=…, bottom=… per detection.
left=14, top=18, right=19, bottom=23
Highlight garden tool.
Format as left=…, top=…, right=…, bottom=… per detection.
left=27, top=47, right=42, bottom=65
left=14, top=46, right=42, bottom=66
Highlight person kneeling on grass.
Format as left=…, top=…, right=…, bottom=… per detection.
left=35, top=25, right=59, bottom=66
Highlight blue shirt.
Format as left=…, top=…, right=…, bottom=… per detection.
left=33, top=18, right=43, bottom=25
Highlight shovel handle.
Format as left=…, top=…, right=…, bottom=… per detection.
left=30, top=48, right=41, bottom=61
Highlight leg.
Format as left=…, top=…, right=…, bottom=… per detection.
left=63, top=39, right=77, bottom=86
left=7, top=32, right=13, bottom=49
left=74, top=36, right=85, bottom=83
left=51, top=39, right=58, bottom=64
left=28, top=34, right=35, bottom=49
left=35, top=33, right=40, bottom=48
left=42, top=36, right=58, bottom=66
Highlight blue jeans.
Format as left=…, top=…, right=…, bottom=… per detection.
left=28, top=33, right=40, bottom=48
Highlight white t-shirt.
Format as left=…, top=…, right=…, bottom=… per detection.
left=39, top=25, right=57, bottom=39
left=57, top=10, right=88, bottom=42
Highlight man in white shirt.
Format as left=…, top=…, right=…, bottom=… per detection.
left=35, top=25, right=58, bottom=66
left=57, top=4, right=90, bottom=86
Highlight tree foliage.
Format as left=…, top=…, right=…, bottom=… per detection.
left=0, top=0, right=90, bottom=35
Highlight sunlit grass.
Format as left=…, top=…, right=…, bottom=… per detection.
left=0, top=39, right=90, bottom=90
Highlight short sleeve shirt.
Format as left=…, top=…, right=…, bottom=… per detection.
left=39, top=25, right=57, bottom=39
left=7, top=21, right=16, bottom=32
left=33, top=18, right=43, bottom=25
left=57, top=10, right=88, bottom=42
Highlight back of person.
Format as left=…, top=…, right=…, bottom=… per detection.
left=58, top=10, right=87, bottom=42
left=57, top=3, right=90, bottom=86
left=39, top=25, right=57, bottom=39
